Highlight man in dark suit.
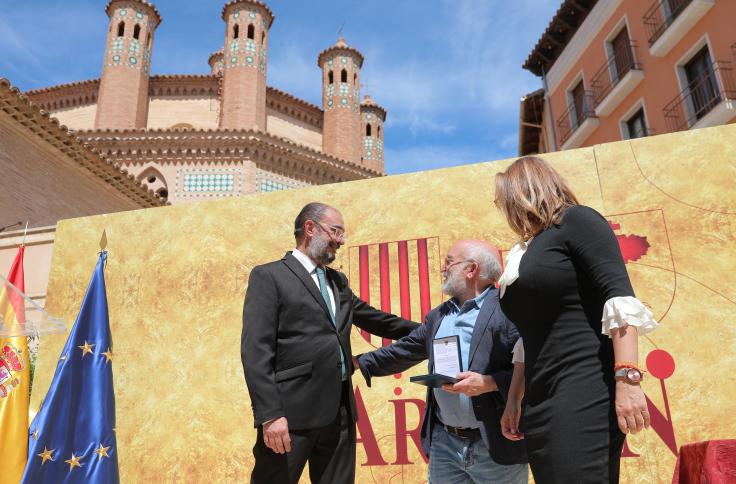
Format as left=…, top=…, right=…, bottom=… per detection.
left=241, top=202, right=418, bottom=484
left=357, top=240, right=528, bottom=483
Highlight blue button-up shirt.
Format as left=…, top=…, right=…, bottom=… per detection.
left=432, top=286, right=492, bottom=429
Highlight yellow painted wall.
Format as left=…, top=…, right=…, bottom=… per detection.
left=32, top=124, right=736, bottom=482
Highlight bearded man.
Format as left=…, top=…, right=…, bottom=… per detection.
left=356, top=240, right=528, bottom=483
left=241, top=202, right=418, bottom=484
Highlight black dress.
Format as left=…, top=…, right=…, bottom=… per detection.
left=499, top=205, right=633, bottom=484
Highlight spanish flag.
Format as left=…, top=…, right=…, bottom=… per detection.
left=0, top=246, right=29, bottom=483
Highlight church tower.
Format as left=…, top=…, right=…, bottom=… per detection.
left=219, top=0, right=274, bottom=130
left=95, top=0, right=161, bottom=129
left=360, top=95, right=386, bottom=173
left=318, top=37, right=363, bottom=165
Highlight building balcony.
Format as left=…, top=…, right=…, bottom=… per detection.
left=643, top=0, right=715, bottom=57
left=591, top=40, right=645, bottom=117
left=557, top=91, right=599, bottom=150
left=663, top=61, right=736, bottom=132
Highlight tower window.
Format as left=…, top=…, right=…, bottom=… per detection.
left=341, top=69, right=347, bottom=83
left=354, top=73, right=357, bottom=83
left=328, top=71, right=334, bottom=84
left=247, top=24, right=255, bottom=40
left=366, top=124, right=372, bottom=136
left=146, top=32, right=151, bottom=48
left=233, top=24, right=239, bottom=39
left=133, top=24, right=141, bottom=40
left=377, top=126, right=381, bottom=138
left=261, top=31, right=265, bottom=45
left=117, top=21, right=125, bottom=37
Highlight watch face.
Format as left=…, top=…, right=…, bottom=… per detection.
left=626, top=369, right=643, bottom=382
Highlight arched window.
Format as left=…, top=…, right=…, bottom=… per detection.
left=377, top=126, right=381, bottom=138
left=341, top=69, right=347, bottom=83
left=117, top=21, right=125, bottom=37
left=233, top=24, right=239, bottom=39
left=328, top=71, right=334, bottom=84
left=366, top=124, right=372, bottom=136
left=133, top=24, right=141, bottom=40
left=261, top=31, right=265, bottom=45
left=354, top=73, right=357, bottom=83
left=146, top=32, right=151, bottom=48
left=247, top=24, right=255, bottom=39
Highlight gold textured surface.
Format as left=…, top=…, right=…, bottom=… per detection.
left=33, top=124, right=736, bottom=483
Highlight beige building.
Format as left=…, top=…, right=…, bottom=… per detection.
left=2, top=0, right=388, bottom=311
left=0, top=77, right=163, bottom=308
left=24, top=0, right=387, bottom=205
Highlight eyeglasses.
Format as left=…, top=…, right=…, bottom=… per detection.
left=315, top=221, right=347, bottom=241
left=442, top=259, right=472, bottom=272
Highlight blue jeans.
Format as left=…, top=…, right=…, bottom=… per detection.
left=428, top=425, right=528, bottom=484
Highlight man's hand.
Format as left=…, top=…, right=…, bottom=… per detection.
left=501, top=400, right=524, bottom=441
left=441, top=372, right=497, bottom=396
left=263, top=417, right=291, bottom=454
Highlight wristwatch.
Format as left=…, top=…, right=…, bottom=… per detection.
left=614, top=367, right=643, bottom=384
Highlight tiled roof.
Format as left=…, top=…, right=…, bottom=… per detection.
left=0, top=78, right=167, bottom=207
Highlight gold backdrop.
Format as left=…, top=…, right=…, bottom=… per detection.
left=33, top=124, right=736, bottom=483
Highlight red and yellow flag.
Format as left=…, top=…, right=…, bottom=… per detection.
left=0, top=246, right=29, bottom=483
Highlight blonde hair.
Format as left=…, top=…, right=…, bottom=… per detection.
left=494, top=156, right=578, bottom=239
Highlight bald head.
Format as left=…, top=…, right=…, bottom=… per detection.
left=454, top=240, right=502, bottom=283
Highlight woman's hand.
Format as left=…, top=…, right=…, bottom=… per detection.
left=500, top=400, right=524, bottom=441
left=615, top=381, right=650, bottom=434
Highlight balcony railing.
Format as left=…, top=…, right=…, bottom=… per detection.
left=591, top=40, right=642, bottom=106
left=643, top=0, right=692, bottom=47
left=557, top=91, right=597, bottom=147
left=663, top=61, right=736, bottom=131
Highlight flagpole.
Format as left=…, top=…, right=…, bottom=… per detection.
left=21, top=222, right=29, bottom=247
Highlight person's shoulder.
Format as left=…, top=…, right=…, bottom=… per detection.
left=561, top=204, right=607, bottom=226
left=327, top=266, right=349, bottom=286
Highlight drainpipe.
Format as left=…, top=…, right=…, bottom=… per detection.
left=540, top=64, right=559, bottom=152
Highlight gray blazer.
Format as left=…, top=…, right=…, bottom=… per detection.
left=357, top=287, right=528, bottom=465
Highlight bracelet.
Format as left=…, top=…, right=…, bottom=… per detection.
left=614, top=361, right=645, bottom=372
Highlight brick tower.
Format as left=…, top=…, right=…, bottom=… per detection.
left=360, top=95, right=386, bottom=173
left=208, top=49, right=224, bottom=76
left=318, top=37, right=364, bottom=165
left=219, top=0, right=274, bottom=130
left=95, top=0, right=162, bottom=129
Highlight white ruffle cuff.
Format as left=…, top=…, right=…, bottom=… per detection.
left=601, top=296, right=659, bottom=337
left=512, top=338, right=525, bottom=364
left=498, top=239, right=532, bottom=298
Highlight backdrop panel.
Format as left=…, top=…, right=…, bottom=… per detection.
left=33, top=124, right=736, bottom=483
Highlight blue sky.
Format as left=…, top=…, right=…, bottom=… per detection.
left=0, top=0, right=559, bottom=174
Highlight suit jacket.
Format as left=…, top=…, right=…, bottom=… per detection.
left=241, top=252, right=419, bottom=430
left=357, top=287, right=527, bottom=465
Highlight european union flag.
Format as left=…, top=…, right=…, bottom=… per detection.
left=22, top=252, right=119, bottom=483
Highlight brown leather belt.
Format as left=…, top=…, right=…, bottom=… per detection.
left=443, top=424, right=481, bottom=439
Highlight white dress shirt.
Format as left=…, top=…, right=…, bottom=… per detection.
left=291, top=249, right=337, bottom=316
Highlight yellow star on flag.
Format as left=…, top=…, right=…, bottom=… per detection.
left=37, top=447, right=54, bottom=465
left=101, top=348, right=114, bottom=363
left=64, top=453, right=82, bottom=471
left=94, top=443, right=111, bottom=460
left=78, top=341, right=95, bottom=357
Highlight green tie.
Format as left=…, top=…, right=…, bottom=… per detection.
left=315, top=266, right=346, bottom=379
left=315, top=266, right=335, bottom=324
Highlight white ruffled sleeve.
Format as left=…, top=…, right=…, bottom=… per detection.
left=511, top=338, right=524, bottom=364
left=601, top=296, right=659, bottom=337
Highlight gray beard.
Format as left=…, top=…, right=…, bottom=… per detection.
left=442, top=271, right=464, bottom=297
left=307, top=234, right=335, bottom=265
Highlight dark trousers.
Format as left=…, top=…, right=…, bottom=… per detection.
left=251, top=382, right=356, bottom=484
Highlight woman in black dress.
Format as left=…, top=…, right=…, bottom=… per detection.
left=493, top=156, right=658, bottom=483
